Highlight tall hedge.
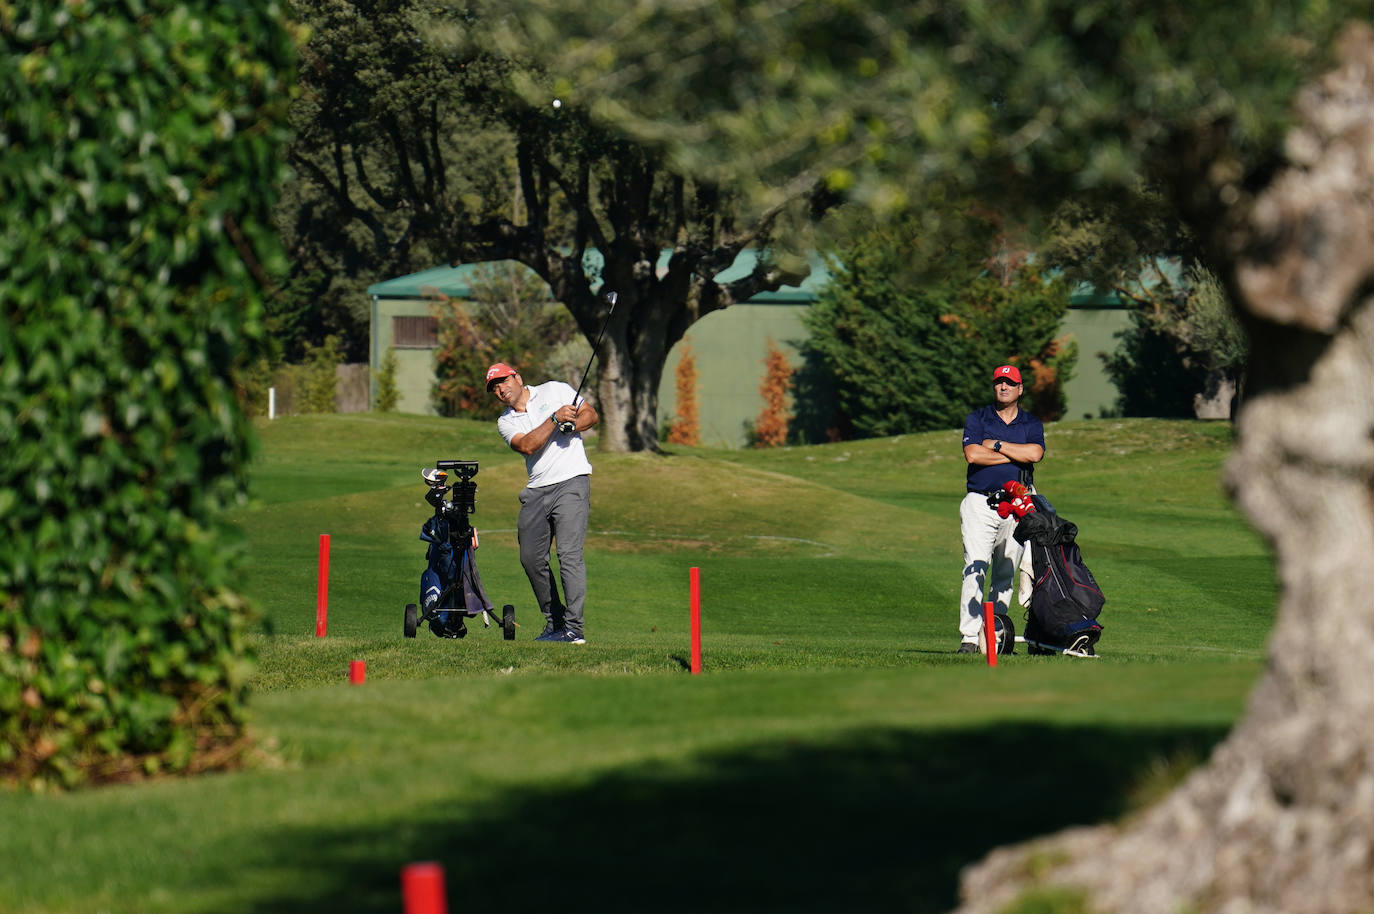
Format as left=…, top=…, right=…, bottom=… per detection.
left=803, top=211, right=1075, bottom=439
left=0, top=2, right=298, bottom=788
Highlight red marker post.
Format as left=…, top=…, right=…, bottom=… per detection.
left=349, top=660, right=366, bottom=684
left=401, top=862, right=447, bottom=914
left=689, top=566, right=702, bottom=675
left=983, top=601, right=998, bottom=666
left=315, top=533, right=330, bottom=637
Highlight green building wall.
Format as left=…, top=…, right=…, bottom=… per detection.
left=370, top=296, right=445, bottom=415
left=656, top=302, right=1131, bottom=447
left=1059, top=306, right=1130, bottom=420
left=658, top=302, right=813, bottom=448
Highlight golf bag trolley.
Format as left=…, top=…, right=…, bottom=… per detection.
left=988, top=481, right=1105, bottom=657
left=404, top=460, right=516, bottom=641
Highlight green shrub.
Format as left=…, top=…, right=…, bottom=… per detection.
left=299, top=335, right=343, bottom=414
left=803, top=211, right=1075, bottom=438
left=374, top=347, right=400, bottom=412
left=238, top=357, right=278, bottom=419
left=0, top=1, right=297, bottom=788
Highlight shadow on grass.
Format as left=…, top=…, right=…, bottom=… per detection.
left=242, top=723, right=1225, bottom=913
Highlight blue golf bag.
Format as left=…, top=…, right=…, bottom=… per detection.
left=404, top=461, right=515, bottom=640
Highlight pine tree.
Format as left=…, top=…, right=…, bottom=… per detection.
left=667, top=344, right=700, bottom=445
left=753, top=340, right=793, bottom=448
left=374, top=348, right=400, bottom=412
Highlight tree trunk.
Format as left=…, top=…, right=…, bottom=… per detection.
left=581, top=247, right=805, bottom=453
left=582, top=283, right=674, bottom=453
left=1192, top=370, right=1236, bottom=419
left=595, top=327, right=667, bottom=454
left=956, top=22, right=1374, bottom=914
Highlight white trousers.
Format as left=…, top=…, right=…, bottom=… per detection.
left=958, top=492, right=1034, bottom=643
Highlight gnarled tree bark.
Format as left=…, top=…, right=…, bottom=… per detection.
left=957, top=22, right=1374, bottom=914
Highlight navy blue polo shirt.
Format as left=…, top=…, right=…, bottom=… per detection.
left=962, top=405, right=1045, bottom=493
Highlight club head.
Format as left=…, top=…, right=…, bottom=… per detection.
left=606, top=291, right=617, bottom=307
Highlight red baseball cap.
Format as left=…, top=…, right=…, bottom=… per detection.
left=992, top=365, right=1022, bottom=384
left=485, top=362, right=517, bottom=390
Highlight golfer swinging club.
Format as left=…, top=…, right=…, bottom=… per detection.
left=486, top=362, right=596, bottom=644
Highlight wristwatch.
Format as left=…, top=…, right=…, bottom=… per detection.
left=992, top=441, right=1002, bottom=452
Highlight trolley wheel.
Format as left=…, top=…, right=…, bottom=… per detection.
left=404, top=603, right=419, bottom=639
left=501, top=604, right=516, bottom=641
left=994, top=613, right=1015, bottom=655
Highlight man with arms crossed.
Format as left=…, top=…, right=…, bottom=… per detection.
left=486, top=362, right=597, bottom=644
left=957, top=364, right=1044, bottom=653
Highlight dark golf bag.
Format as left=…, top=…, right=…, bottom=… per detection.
left=404, top=461, right=514, bottom=641
left=419, top=512, right=495, bottom=638
left=1013, top=498, right=1105, bottom=655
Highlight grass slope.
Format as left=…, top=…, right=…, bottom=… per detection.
left=0, top=415, right=1275, bottom=914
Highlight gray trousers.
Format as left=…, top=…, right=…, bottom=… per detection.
left=516, top=474, right=591, bottom=634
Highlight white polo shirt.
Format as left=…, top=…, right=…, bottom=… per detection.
left=496, top=381, right=594, bottom=488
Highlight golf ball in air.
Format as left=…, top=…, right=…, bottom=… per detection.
left=552, top=98, right=562, bottom=108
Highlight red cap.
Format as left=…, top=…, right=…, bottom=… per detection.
left=484, top=362, right=517, bottom=390
left=992, top=365, right=1022, bottom=384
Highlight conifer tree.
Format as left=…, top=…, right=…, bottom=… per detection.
left=667, top=344, right=700, bottom=446
left=753, top=341, right=794, bottom=448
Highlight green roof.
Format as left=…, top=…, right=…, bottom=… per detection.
left=366, top=263, right=489, bottom=300
left=366, top=250, right=831, bottom=303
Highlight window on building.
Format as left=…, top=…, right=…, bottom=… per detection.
left=392, top=315, right=438, bottom=348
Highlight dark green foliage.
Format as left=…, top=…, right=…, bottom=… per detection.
left=0, top=1, right=297, bottom=787
left=277, top=0, right=514, bottom=362
left=489, top=1, right=1357, bottom=216
left=804, top=254, right=980, bottom=438
left=1104, top=265, right=1248, bottom=417
left=299, top=335, right=344, bottom=414
left=1102, top=311, right=1201, bottom=418
left=1080, top=253, right=1248, bottom=418
left=1039, top=193, right=1244, bottom=417
left=238, top=357, right=278, bottom=419
left=802, top=212, right=1074, bottom=438
left=264, top=266, right=366, bottom=363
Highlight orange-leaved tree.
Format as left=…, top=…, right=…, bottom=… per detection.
left=753, top=340, right=794, bottom=448
left=667, top=343, right=699, bottom=445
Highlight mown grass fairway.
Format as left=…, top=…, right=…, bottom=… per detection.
left=1, top=415, right=1275, bottom=913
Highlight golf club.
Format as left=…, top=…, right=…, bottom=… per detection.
left=559, top=290, right=617, bottom=433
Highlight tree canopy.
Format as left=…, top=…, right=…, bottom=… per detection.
left=1037, top=189, right=1247, bottom=418
left=282, top=0, right=832, bottom=451
left=803, top=208, right=1075, bottom=437
left=481, top=0, right=1348, bottom=218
